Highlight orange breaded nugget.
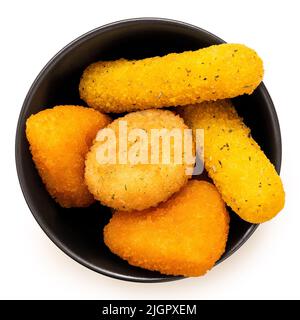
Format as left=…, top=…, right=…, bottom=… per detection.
left=85, top=109, right=194, bottom=211
left=104, top=180, right=230, bottom=277
left=79, top=43, right=263, bottom=113
left=26, top=105, right=111, bottom=207
left=180, top=100, right=285, bottom=223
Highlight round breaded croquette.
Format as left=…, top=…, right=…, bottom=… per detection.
left=104, top=180, right=230, bottom=277
left=85, top=109, right=194, bottom=211
left=79, top=43, right=263, bottom=113
left=26, top=105, right=111, bottom=208
left=180, top=100, right=285, bottom=223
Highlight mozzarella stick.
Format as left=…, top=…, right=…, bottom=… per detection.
left=79, top=44, right=263, bottom=113
left=180, top=100, right=285, bottom=223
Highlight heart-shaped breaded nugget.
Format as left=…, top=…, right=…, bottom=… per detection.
left=104, top=180, right=230, bottom=277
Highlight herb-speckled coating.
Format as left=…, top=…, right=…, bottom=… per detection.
left=85, top=109, right=193, bottom=211
left=79, top=44, right=263, bottom=113
left=180, top=100, right=285, bottom=223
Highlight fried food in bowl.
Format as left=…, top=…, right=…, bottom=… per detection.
left=26, top=105, right=111, bottom=207
left=85, top=109, right=194, bottom=211
left=104, top=180, right=230, bottom=276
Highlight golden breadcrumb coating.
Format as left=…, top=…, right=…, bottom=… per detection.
left=79, top=43, right=263, bottom=113
left=104, top=180, right=230, bottom=277
left=26, top=105, right=111, bottom=208
left=85, top=109, right=193, bottom=211
left=180, top=100, right=285, bottom=223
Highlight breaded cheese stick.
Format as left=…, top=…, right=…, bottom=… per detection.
left=180, top=100, right=285, bottom=223
left=79, top=44, right=263, bottom=113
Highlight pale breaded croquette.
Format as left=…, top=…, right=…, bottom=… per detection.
left=104, top=180, right=230, bottom=277
left=26, top=105, right=111, bottom=208
left=180, top=100, right=285, bottom=223
left=85, top=109, right=194, bottom=211
left=79, top=43, right=263, bottom=113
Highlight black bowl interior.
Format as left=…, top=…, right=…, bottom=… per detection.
left=15, top=18, right=281, bottom=282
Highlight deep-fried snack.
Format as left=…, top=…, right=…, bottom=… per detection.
left=26, top=105, right=111, bottom=207
left=85, top=109, right=194, bottom=211
left=180, top=100, right=285, bottom=223
left=104, top=180, right=230, bottom=277
left=79, top=44, right=263, bottom=113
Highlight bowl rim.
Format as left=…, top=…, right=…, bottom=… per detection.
left=15, top=17, right=282, bottom=283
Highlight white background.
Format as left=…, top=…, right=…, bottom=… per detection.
left=1, top=0, right=299, bottom=300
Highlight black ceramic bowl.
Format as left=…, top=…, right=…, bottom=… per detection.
left=15, top=18, right=282, bottom=282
